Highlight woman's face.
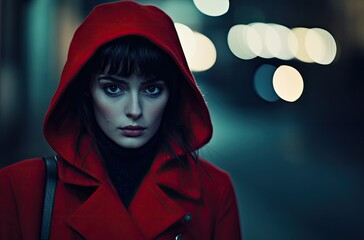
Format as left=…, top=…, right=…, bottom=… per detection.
left=90, top=73, right=169, bottom=149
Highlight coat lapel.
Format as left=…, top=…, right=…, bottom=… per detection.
left=129, top=175, right=185, bottom=239
left=58, top=148, right=203, bottom=239
left=128, top=155, right=202, bottom=239
left=66, top=182, right=145, bottom=239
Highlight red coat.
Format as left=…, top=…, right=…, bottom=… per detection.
left=0, top=1, right=241, bottom=239
left=0, top=154, right=241, bottom=239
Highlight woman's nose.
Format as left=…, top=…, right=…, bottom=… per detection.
left=125, top=93, right=142, bottom=120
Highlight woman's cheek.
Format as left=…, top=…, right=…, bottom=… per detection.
left=147, top=99, right=168, bottom=121
left=95, top=98, right=119, bottom=123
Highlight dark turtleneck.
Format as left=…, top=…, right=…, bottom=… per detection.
left=94, top=126, right=161, bottom=208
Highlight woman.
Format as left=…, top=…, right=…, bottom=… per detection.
left=0, top=1, right=242, bottom=239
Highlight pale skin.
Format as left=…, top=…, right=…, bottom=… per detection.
left=90, top=73, right=169, bottom=149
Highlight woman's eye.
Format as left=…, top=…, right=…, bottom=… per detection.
left=144, top=85, right=162, bottom=96
left=103, top=85, right=124, bottom=96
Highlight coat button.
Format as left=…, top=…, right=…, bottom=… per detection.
left=175, top=233, right=183, bottom=240
left=183, top=213, right=192, bottom=223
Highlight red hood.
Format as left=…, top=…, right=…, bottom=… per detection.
left=43, top=1, right=212, bottom=182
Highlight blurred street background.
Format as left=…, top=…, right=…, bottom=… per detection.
left=1, top=0, right=363, bottom=239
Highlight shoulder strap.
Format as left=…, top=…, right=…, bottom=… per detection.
left=41, top=155, right=58, bottom=240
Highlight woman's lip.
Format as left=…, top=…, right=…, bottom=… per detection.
left=120, top=129, right=145, bottom=137
left=121, top=125, right=146, bottom=130
left=120, top=126, right=146, bottom=137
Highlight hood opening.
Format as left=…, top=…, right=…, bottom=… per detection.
left=43, top=1, right=212, bottom=174
left=56, top=36, right=199, bottom=165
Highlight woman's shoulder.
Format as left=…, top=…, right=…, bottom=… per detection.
left=195, top=158, right=239, bottom=217
left=0, top=158, right=46, bottom=184
left=0, top=158, right=48, bottom=239
left=1, top=157, right=45, bottom=172
left=197, top=158, right=235, bottom=189
left=0, top=158, right=47, bottom=209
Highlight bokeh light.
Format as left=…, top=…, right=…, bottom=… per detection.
left=264, top=25, right=281, bottom=58
left=273, top=65, right=304, bottom=102
left=305, top=28, right=337, bottom=65
left=189, top=32, right=217, bottom=72
left=254, top=64, right=280, bottom=102
left=175, top=23, right=216, bottom=71
left=227, top=23, right=336, bottom=64
left=227, top=24, right=261, bottom=60
left=249, top=22, right=275, bottom=59
left=291, top=27, right=314, bottom=63
left=270, top=24, right=297, bottom=60
left=174, top=23, right=196, bottom=65
left=193, top=0, right=229, bottom=17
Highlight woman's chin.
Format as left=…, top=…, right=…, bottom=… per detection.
left=113, top=138, right=148, bottom=149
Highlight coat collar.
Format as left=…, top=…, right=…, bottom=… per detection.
left=150, top=151, right=202, bottom=200
left=59, top=145, right=202, bottom=238
left=58, top=139, right=202, bottom=200
left=66, top=182, right=145, bottom=239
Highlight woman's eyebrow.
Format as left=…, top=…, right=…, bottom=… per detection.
left=98, top=75, right=165, bottom=85
left=141, top=78, right=165, bottom=86
left=98, top=76, right=128, bottom=84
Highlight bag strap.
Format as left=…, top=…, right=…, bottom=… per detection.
left=41, top=155, right=58, bottom=240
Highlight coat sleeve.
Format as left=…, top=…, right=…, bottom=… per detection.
left=0, top=167, right=23, bottom=240
left=213, top=175, right=242, bottom=240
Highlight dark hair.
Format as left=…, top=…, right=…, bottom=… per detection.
left=76, top=36, right=198, bottom=165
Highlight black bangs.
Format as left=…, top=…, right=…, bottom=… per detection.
left=93, top=36, right=178, bottom=82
